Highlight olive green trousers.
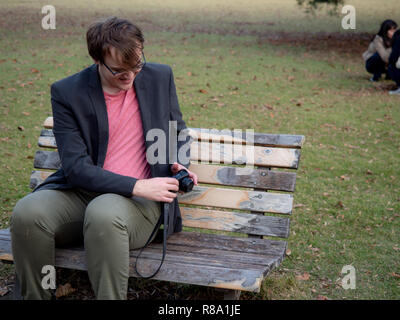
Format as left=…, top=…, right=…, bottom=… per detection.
left=9, top=188, right=161, bottom=300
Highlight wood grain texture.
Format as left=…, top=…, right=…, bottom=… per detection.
left=189, top=163, right=297, bottom=191
left=190, top=141, right=300, bottom=168
left=180, top=207, right=290, bottom=238
left=43, top=117, right=305, bottom=148
left=178, top=186, right=293, bottom=214
left=188, top=127, right=305, bottom=148
left=37, top=132, right=300, bottom=169
left=0, top=229, right=287, bottom=292
left=30, top=170, right=53, bottom=189
left=33, top=150, right=61, bottom=170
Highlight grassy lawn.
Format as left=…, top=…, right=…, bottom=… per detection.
left=0, top=0, right=399, bottom=299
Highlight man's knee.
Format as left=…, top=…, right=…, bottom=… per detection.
left=11, top=192, right=48, bottom=231
left=84, top=194, right=129, bottom=235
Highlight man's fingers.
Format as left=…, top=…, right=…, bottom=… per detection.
left=164, top=177, right=179, bottom=185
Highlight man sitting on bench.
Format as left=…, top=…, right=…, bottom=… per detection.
left=10, top=16, right=197, bottom=300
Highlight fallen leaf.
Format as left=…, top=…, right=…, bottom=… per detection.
left=55, top=283, right=76, bottom=299
left=317, top=295, right=328, bottom=300
left=286, top=249, right=291, bottom=256
left=390, top=272, right=400, bottom=278
left=335, top=201, right=345, bottom=209
left=198, top=89, right=208, bottom=94
left=0, top=288, right=9, bottom=297
left=296, top=272, right=310, bottom=281
left=340, top=175, right=350, bottom=181
left=18, top=126, right=25, bottom=131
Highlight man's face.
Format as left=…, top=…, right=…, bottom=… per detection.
left=97, top=46, right=143, bottom=92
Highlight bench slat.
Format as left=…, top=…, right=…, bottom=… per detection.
left=178, top=186, right=293, bottom=214
left=189, top=163, right=296, bottom=191
left=31, top=163, right=297, bottom=192
left=0, top=229, right=286, bottom=292
left=29, top=172, right=293, bottom=214
left=180, top=207, right=289, bottom=238
left=34, top=144, right=300, bottom=170
left=38, top=129, right=301, bottom=169
left=42, top=118, right=305, bottom=148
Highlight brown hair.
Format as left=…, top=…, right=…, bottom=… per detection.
left=86, top=16, right=144, bottom=67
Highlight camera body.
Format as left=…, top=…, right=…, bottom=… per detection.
left=172, top=169, right=194, bottom=193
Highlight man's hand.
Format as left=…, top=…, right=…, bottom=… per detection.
left=132, top=178, right=179, bottom=203
left=170, top=162, right=198, bottom=186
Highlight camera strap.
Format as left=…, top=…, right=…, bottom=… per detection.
left=134, top=202, right=168, bottom=279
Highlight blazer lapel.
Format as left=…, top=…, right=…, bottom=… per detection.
left=134, top=67, right=152, bottom=140
left=87, top=64, right=109, bottom=167
left=134, top=67, right=155, bottom=178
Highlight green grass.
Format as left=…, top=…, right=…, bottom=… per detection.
left=1, top=0, right=399, bottom=300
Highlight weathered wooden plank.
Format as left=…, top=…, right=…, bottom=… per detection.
left=43, top=117, right=305, bottom=148
left=188, top=128, right=305, bottom=148
left=178, top=186, right=293, bottom=214
left=180, top=207, right=290, bottom=238
left=30, top=163, right=297, bottom=192
left=30, top=170, right=293, bottom=215
left=38, top=130, right=57, bottom=148
left=33, top=150, right=61, bottom=170
left=0, top=228, right=287, bottom=257
left=37, top=134, right=300, bottom=169
left=190, top=141, right=300, bottom=168
left=189, top=163, right=296, bottom=191
left=30, top=170, right=54, bottom=189
left=43, top=117, right=53, bottom=129
left=166, top=232, right=287, bottom=256
left=0, top=229, right=287, bottom=292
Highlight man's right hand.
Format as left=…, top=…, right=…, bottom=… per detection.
left=132, top=178, right=179, bottom=203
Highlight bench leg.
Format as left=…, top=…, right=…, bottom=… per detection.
left=223, top=289, right=241, bottom=300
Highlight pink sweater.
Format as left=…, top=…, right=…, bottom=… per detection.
left=102, top=86, right=152, bottom=180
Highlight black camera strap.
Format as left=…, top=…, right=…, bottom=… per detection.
left=134, top=202, right=168, bottom=279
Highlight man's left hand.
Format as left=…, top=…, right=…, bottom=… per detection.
left=170, top=162, right=198, bottom=187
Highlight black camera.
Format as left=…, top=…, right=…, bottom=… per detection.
left=172, top=169, right=194, bottom=193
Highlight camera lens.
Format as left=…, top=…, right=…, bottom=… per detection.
left=180, top=177, right=194, bottom=192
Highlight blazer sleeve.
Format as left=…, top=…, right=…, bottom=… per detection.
left=51, top=83, right=138, bottom=197
left=168, top=67, right=191, bottom=170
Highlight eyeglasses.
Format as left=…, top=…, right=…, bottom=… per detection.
left=103, top=53, right=146, bottom=77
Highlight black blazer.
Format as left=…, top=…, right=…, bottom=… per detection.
left=32, top=63, right=190, bottom=236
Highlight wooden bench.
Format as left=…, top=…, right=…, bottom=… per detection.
left=0, top=116, right=305, bottom=299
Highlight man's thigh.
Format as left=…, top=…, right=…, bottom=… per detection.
left=84, top=194, right=162, bottom=249
left=11, top=188, right=96, bottom=247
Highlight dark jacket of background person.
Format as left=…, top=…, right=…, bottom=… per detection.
left=363, top=35, right=392, bottom=64
left=389, top=30, right=400, bottom=67
left=32, top=62, right=190, bottom=236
